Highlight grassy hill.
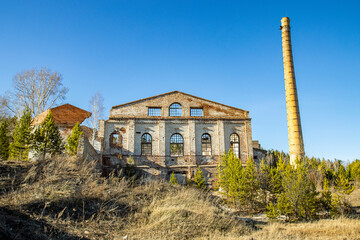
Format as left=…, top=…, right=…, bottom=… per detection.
left=0, top=157, right=359, bottom=240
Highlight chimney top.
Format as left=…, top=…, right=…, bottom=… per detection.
left=281, top=17, right=290, bottom=26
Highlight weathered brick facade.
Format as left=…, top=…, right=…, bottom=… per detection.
left=99, top=91, right=254, bottom=186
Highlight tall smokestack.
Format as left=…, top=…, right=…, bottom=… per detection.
left=281, top=17, right=305, bottom=164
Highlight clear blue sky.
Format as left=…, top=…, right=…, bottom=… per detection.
left=0, top=1, right=359, bottom=161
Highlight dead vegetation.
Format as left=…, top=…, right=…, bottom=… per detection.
left=0, top=157, right=359, bottom=240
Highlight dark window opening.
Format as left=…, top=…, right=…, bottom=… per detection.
left=201, top=133, right=211, bottom=155
left=169, top=103, right=182, bottom=116
left=170, top=133, right=184, bottom=156
left=148, top=107, right=161, bottom=116
left=191, top=108, right=203, bottom=116
left=230, top=133, right=240, bottom=158
left=141, top=133, right=152, bottom=155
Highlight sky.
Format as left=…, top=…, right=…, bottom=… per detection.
left=0, top=0, right=359, bottom=161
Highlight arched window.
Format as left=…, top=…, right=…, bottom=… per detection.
left=170, top=133, right=184, bottom=156
left=110, top=131, right=122, bottom=147
left=201, top=133, right=211, bottom=156
left=169, top=103, right=182, bottom=116
left=141, top=133, right=152, bottom=155
left=230, top=133, right=240, bottom=158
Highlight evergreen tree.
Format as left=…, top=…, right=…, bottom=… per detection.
left=31, top=110, right=63, bottom=160
left=216, top=150, right=244, bottom=207
left=269, top=154, right=287, bottom=196
left=331, top=169, right=354, bottom=216
left=170, top=172, right=178, bottom=185
left=348, top=159, right=360, bottom=183
left=194, top=166, right=206, bottom=189
left=9, top=108, right=32, bottom=160
left=258, top=159, right=271, bottom=207
left=0, top=120, right=10, bottom=160
left=66, top=122, right=83, bottom=155
left=268, top=162, right=319, bottom=221
left=243, top=157, right=259, bottom=212
left=319, top=178, right=332, bottom=216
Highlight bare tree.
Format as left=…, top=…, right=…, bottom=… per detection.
left=0, top=95, right=11, bottom=117
left=87, top=92, right=104, bottom=145
left=1, top=67, right=68, bottom=118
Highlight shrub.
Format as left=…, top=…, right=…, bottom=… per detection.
left=267, top=161, right=319, bottom=221
left=194, top=166, right=206, bottom=189
left=217, top=151, right=260, bottom=211
left=170, top=171, right=178, bottom=185
left=65, top=122, right=83, bottom=155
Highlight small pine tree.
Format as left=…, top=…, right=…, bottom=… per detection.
left=331, top=169, right=354, bottom=216
left=269, top=154, right=287, bottom=195
left=319, top=177, right=332, bottom=216
left=9, top=108, right=32, bottom=160
left=279, top=162, right=318, bottom=221
left=186, top=177, right=192, bottom=186
left=266, top=202, right=280, bottom=220
left=258, top=159, right=271, bottom=207
left=267, top=161, right=319, bottom=221
left=194, top=166, right=206, bottom=189
left=31, top=110, right=63, bottom=160
left=66, top=122, right=83, bottom=155
left=0, top=120, right=10, bottom=160
left=125, top=156, right=137, bottom=178
left=216, top=150, right=244, bottom=207
left=170, top=172, right=178, bottom=185
left=243, top=157, right=259, bottom=212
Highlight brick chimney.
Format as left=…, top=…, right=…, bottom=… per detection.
left=281, top=17, right=305, bottom=164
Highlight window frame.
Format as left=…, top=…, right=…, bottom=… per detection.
left=190, top=107, right=204, bottom=117
left=201, top=133, right=211, bottom=156
left=170, top=133, right=184, bottom=156
left=148, top=107, right=162, bottom=116
left=141, top=133, right=152, bottom=156
left=230, top=133, right=240, bottom=158
left=169, top=103, right=182, bottom=116
left=110, top=131, right=122, bottom=148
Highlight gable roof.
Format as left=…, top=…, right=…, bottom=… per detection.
left=33, top=104, right=92, bottom=126
left=111, top=91, right=248, bottom=113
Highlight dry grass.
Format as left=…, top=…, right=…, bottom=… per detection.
left=0, top=156, right=249, bottom=239
left=237, top=217, right=360, bottom=240
left=0, top=157, right=360, bottom=240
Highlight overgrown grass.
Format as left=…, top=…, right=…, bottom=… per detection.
left=0, top=157, right=359, bottom=240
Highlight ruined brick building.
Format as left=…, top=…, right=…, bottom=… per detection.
left=31, top=104, right=99, bottom=162
left=98, top=91, right=262, bottom=185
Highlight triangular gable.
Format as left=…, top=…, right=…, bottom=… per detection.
left=111, top=91, right=248, bottom=112
left=110, top=91, right=249, bottom=118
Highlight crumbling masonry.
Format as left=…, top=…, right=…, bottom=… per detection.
left=98, top=91, right=259, bottom=186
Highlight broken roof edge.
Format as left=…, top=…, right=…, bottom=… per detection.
left=32, top=103, right=92, bottom=125
left=111, top=90, right=249, bottom=113
left=50, top=103, right=92, bottom=117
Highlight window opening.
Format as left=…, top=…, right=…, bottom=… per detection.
left=190, top=108, right=203, bottom=116
left=230, top=133, right=240, bottom=158
left=141, top=133, right=152, bottom=155
left=148, top=107, right=161, bottom=116
left=201, top=133, right=211, bottom=155
left=170, top=133, right=184, bottom=156
left=110, top=132, right=122, bottom=147
left=169, top=103, right=182, bottom=116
